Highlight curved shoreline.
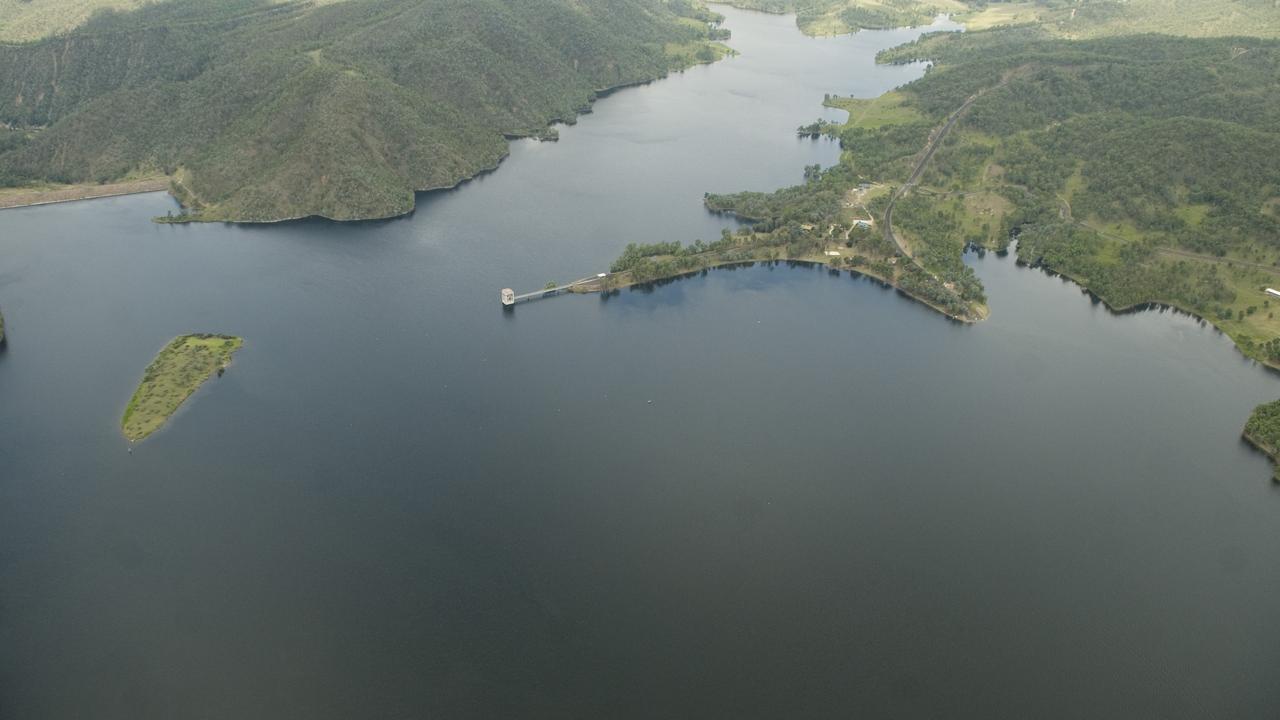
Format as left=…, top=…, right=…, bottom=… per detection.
left=586, top=250, right=983, bottom=323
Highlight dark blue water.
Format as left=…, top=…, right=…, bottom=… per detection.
left=2, top=7, right=1279, bottom=718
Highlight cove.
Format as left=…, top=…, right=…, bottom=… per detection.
left=1, top=6, right=1279, bottom=719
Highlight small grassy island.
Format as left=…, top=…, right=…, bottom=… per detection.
left=1244, top=400, right=1280, bottom=481
left=121, top=334, right=243, bottom=442
left=0, top=306, right=6, bottom=347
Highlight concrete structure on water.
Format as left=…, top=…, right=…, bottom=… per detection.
left=501, top=274, right=609, bottom=307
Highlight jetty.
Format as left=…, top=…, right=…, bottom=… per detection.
left=502, top=273, right=609, bottom=307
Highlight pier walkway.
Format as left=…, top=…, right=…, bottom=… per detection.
left=502, top=274, right=608, bottom=306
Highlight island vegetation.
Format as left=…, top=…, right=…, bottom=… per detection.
left=0, top=306, right=6, bottom=347
left=0, top=0, right=731, bottom=222
left=121, top=334, right=243, bottom=442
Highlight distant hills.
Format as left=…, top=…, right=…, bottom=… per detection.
left=0, top=0, right=728, bottom=221
left=720, top=0, right=1280, bottom=38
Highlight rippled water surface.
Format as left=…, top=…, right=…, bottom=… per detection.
left=1, top=7, right=1279, bottom=719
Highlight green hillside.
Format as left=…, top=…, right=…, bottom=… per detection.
left=872, top=30, right=1280, bottom=351
left=0, top=0, right=728, bottom=221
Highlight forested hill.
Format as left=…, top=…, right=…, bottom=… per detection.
left=0, top=0, right=728, bottom=222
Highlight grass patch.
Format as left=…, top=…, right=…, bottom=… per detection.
left=825, top=91, right=924, bottom=129
left=955, top=2, right=1047, bottom=31
left=664, top=40, right=736, bottom=67
left=958, top=191, right=1013, bottom=247
left=121, top=334, right=243, bottom=442
left=1173, top=203, right=1212, bottom=227
left=1263, top=197, right=1280, bottom=218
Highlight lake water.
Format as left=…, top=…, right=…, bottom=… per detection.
left=2, top=6, right=1279, bottom=718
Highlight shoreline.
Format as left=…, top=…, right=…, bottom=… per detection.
left=0, top=177, right=170, bottom=212
left=1015, top=255, right=1280, bottom=375
left=1240, top=430, right=1279, bottom=480
left=569, top=251, right=984, bottom=324
left=573, top=241, right=1280, bottom=375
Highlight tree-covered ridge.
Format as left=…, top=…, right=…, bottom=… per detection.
left=0, top=0, right=729, bottom=221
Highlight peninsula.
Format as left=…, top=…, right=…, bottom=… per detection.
left=596, top=1, right=1280, bottom=475
left=614, top=27, right=1280, bottom=340
left=121, top=334, right=243, bottom=442
left=0, top=0, right=730, bottom=222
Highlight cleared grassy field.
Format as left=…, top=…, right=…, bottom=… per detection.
left=955, top=2, right=1048, bottom=31
left=825, top=91, right=923, bottom=129
left=121, top=334, right=242, bottom=442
